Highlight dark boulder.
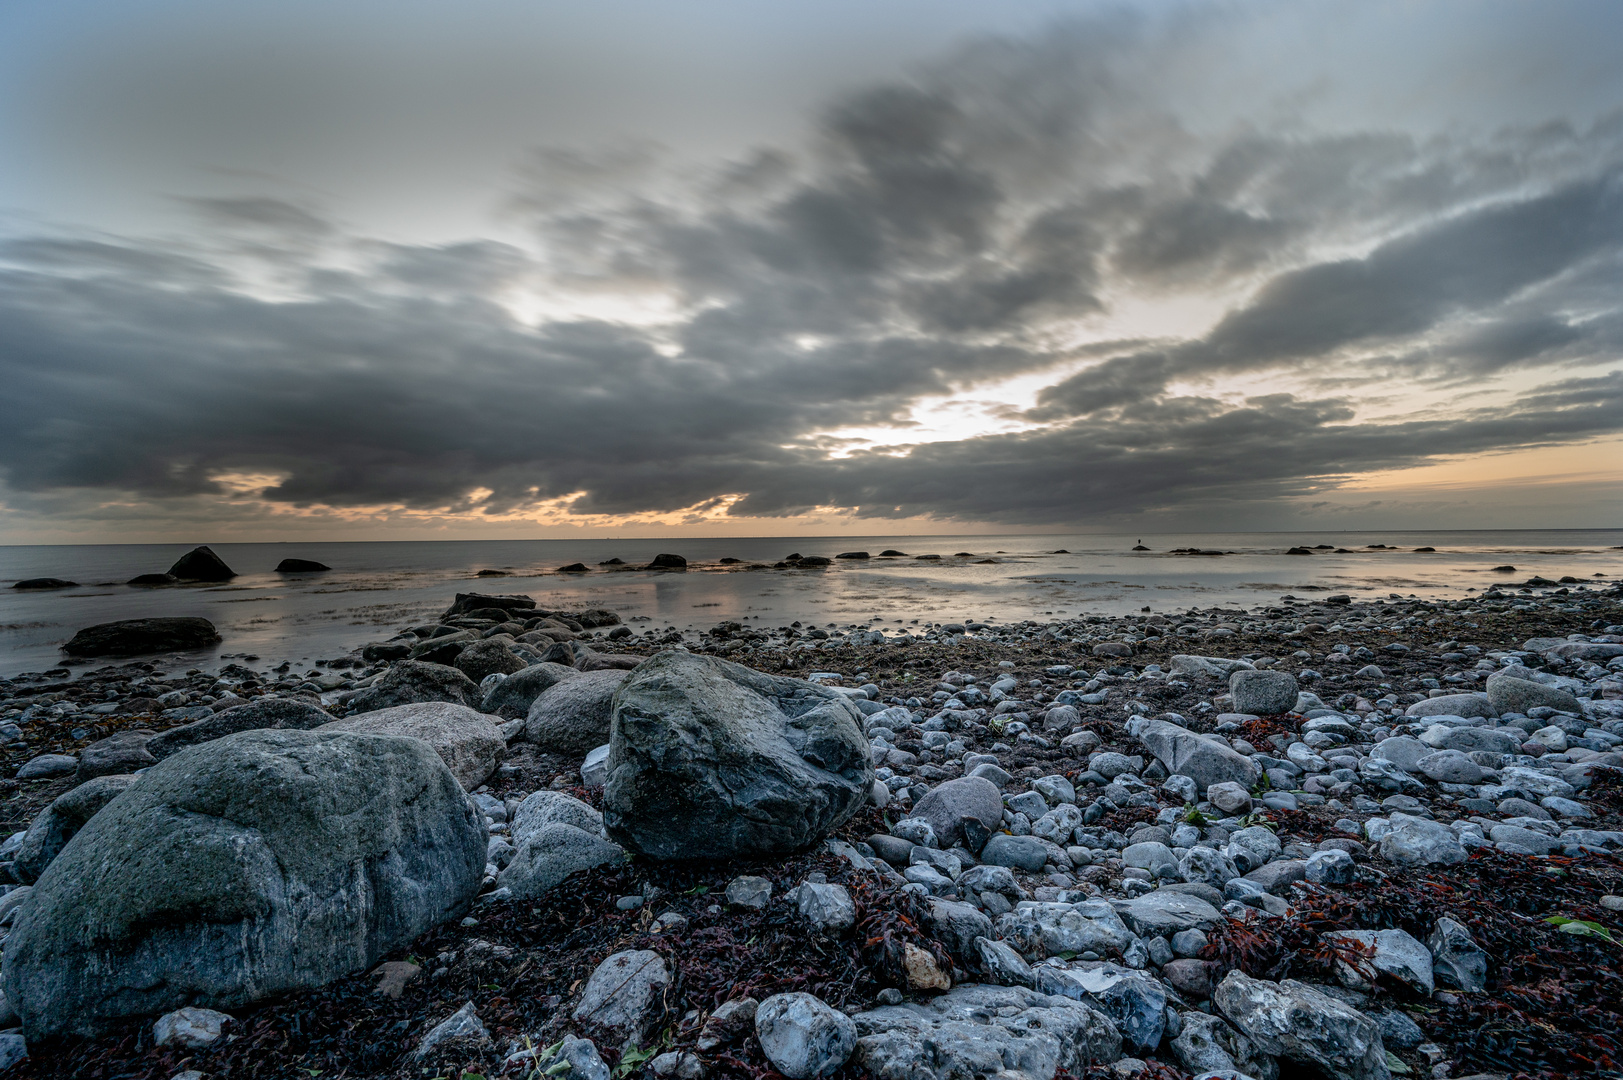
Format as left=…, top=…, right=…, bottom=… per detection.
left=62, top=617, right=221, bottom=657
left=167, top=546, right=236, bottom=581
left=525, top=670, right=630, bottom=754
left=646, top=553, right=687, bottom=570
left=795, top=556, right=832, bottom=567
left=148, top=697, right=333, bottom=761
left=559, top=608, right=622, bottom=628
left=556, top=563, right=590, bottom=573
left=12, top=578, right=77, bottom=590
left=442, top=593, right=536, bottom=619
left=453, top=639, right=529, bottom=683
left=603, top=652, right=873, bottom=860
left=836, top=552, right=870, bottom=560
left=361, top=642, right=412, bottom=662
left=480, top=663, right=580, bottom=719
left=274, top=558, right=331, bottom=572
left=345, top=660, right=480, bottom=712
left=127, top=573, right=178, bottom=586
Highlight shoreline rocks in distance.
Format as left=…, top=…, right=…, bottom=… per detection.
left=11, top=579, right=78, bottom=591
left=274, top=558, right=331, bottom=573
left=166, top=546, right=236, bottom=582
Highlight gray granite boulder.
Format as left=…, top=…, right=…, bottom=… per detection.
left=1229, top=671, right=1300, bottom=716
left=2, top=729, right=485, bottom=1039
left=1213, top=971, right=1389, bottom=1080
left=346, top=660, right=480, bottom=712
left=850, top=983, right=1120, bottom=1080
left=603, top=653, right=872, bottom=860
left=12, top=775, right=137, bottom=884
left=1486, top=671, right=1584, bottom=717
left=481, top=663, right=579, bottom=719
left=321, top=702, right=505, bottom=790
left=1132, top=718, right=1258, bottom=794
left=525, top=670, right=630, bottom=754
left=147, top=698, right=333, bottom=761
left=908, top=776, right=1004, bottom=852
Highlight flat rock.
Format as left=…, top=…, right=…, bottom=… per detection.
left=572, top=950, right=669, bottom=1043
left=1132, top=718, right=1258, bottom=793
left=1212, top=971, right=1389, bottom=1080
left=755, top=992, right=856, bottom=1079
left=62, top=618, right=221, bottom=658
left=850, top=983, right=1121, bottom=1080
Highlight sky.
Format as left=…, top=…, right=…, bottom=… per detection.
left=0, top=0, right=1620, bottom=543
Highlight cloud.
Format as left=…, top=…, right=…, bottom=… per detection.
left=1, top=9, right=1620, bottom=536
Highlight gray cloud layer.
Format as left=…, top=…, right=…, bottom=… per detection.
left=2, top=11, right=1621, bottom=529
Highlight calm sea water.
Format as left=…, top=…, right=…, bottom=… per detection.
left=1, top=530, right=1618, bottom=677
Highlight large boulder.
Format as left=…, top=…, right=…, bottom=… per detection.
left=1131, top=718, right=1258, bottom=793
left=755, top=992, right=857, bottom=1079
left=1213, top=972, right=1388, bottom=1080
left=1404, top=694, right=1492, bottom=719
left=602, top=652, right=873, bottom=860
left=62, top=618, right=221, bottom=658
left=167, top=546, right=236, bottom=581
left=1229, top=671, right=1299, bottom=715
left=1486, top=671, right=1584, bottom=717
left=321, top=703, right=504, bottom=790
left=481, top=663, right=579, bottom=719
left=148, top=697, right=332, bottom=761
left=2, top=729, right=485, bottom=1039
left=525, top=670, right=631, bottom=754
left=908, top=776, right=1004, bottom=851
left=346, top=660, right=480, bottom=712
left=12, top=775, right=137, bottom=884
left=453, top=639, right=529, bottom=684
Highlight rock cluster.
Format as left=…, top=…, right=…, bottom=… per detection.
left=0, top=578, right=1616, bottom=1078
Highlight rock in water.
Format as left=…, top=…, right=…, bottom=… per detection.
left=602, top=652, right=873, bottom=860
left=61, top=617, right=221, bottom=657
left=525, top=670, right=631, bottom=754
left=321, top=703, right=505, bottom=790
left=274, top=558, right=331, bottom=573
left=12, top=578, right=77, bottom=590
left=646, top=553, right=687, bottom=570
left=167, top=546, right=236, bottom=581
left=1, top=729, right=486, bottom=1039
left=345, top=660, right=480, bottom=711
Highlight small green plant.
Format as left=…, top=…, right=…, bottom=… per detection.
left=1251, top=772, right=1272, bottom=795
left=1239, top=813, right=1276, bottom=831
left=1546, top=916, right=1618, bottom=944
left=615, top=1043, right=659, bottom=1078
left=1182, top=805, right=1210, bottom=827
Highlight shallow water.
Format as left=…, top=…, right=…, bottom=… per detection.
left=1, top=529, right=1618, bottom=676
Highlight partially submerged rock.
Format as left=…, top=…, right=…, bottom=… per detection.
left=62, top=617, right=222, bottom=657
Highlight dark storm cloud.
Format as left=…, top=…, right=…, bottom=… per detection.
left=2, top=13, right=1621, bottom=528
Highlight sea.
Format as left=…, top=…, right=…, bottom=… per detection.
left=0, top=530, right=1618, bottom=677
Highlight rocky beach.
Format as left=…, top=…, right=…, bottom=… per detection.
left=0, top=550, right=1617, bottom=1080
